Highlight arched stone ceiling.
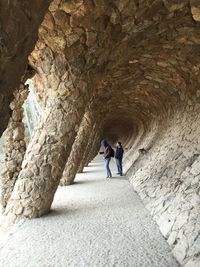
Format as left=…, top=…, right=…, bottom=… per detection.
left=0, top=1, right=200, bottom=137
left=30, top=0, right=200, bottom=132
left=102, top=116, right=135, bottom=140
left=1, top=4, right=200, bottom=262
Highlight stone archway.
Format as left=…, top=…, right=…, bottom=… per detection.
left=0, top=1, right=200, bottom=266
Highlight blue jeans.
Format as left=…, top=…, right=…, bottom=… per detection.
left=105, top=158, right=112, bottom=177
left=116, top=158, right=123, bottom=175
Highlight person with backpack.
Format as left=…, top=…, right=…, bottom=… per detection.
left=101, top=139, right=114, bottom=178
left=115, top=141, right=124, bottom=176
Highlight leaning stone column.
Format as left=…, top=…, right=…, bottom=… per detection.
left=1, top=83, right=28, bottom=210
left=60, top=110, right=95, bottom=186
left=4, top=89, right=87, bottom=223
left=78, top=122, right=101, bottom=173
left=86, top=130, right=102, bottom=165
left=85, top=122, right=103, bottom=167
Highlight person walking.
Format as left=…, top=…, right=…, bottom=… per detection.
left=115, top=141, right=124, bottom=176
left=101, top=140, right=113, bottom=178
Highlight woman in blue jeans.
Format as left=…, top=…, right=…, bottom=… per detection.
left=115, top=142, right=124, bottom=176
left=101, top=140, right=113, bottom=178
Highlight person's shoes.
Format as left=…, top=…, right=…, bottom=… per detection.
left=116, top=172, right=120, bottom=175
left=120, top=174, right=123, bottom=176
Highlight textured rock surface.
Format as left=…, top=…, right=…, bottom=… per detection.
left=126, top=104, right=200, bottom=266
left=0, top=0, right=50, bottom=135
left=85, top=130, right=102, bottom=166
left=60, top=108, right=97, bottom=186
left=0, top=84, right=28, bottom=210
left=0, top=157, right=179, bottom=267
left=4, top=0, right=200, bottom=221
left=4, top=91, right=87, bottom=222
left=5, top=0, right=127, bottom=221
left=78, top=122, right=102, bottom=173
left=0, top=1, right=200, bottom=266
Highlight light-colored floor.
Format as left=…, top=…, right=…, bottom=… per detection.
left=0, top=156, right=179, bottom=267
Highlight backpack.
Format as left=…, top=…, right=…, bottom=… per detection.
left=110, top=147, right=115, bottom=158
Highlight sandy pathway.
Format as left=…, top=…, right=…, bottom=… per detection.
left=0, top=156, right=179, bottom=267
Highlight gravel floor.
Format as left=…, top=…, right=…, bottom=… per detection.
left=0, top=156, right=179, bottom=267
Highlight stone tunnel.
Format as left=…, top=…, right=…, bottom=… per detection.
left=0, top=1, right=200, bottom=266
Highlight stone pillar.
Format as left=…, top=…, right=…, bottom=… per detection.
left=1, top=83, right=28, bottom=210
left=86, top=131, right=101, bottom=165
left=4, top=92, right=87, bottom=223
left=78, top=122, right=101, bottom=173
left=85, top=117, right=103, bottom=166
left=60, top=110, right=94, bottom=186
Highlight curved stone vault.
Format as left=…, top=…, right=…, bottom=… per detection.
left=0, top=1, right=200, bottom=266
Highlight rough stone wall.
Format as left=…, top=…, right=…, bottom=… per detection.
left=0, top=0, right=50, bottom=135
left=126, top=104, right=200, bottom=267
left=1, top=83, right=28, bottom=210
left=123, top=120, right=163, bottom=172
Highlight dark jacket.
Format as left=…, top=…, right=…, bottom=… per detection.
left=104, top=145, right=112, bottom=159
left=115, top=147, right=124, bottom=160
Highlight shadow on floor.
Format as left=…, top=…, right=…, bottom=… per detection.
left=70, top=179, right=98, bottom=185
left=80, top=169, right=102, bottom=174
